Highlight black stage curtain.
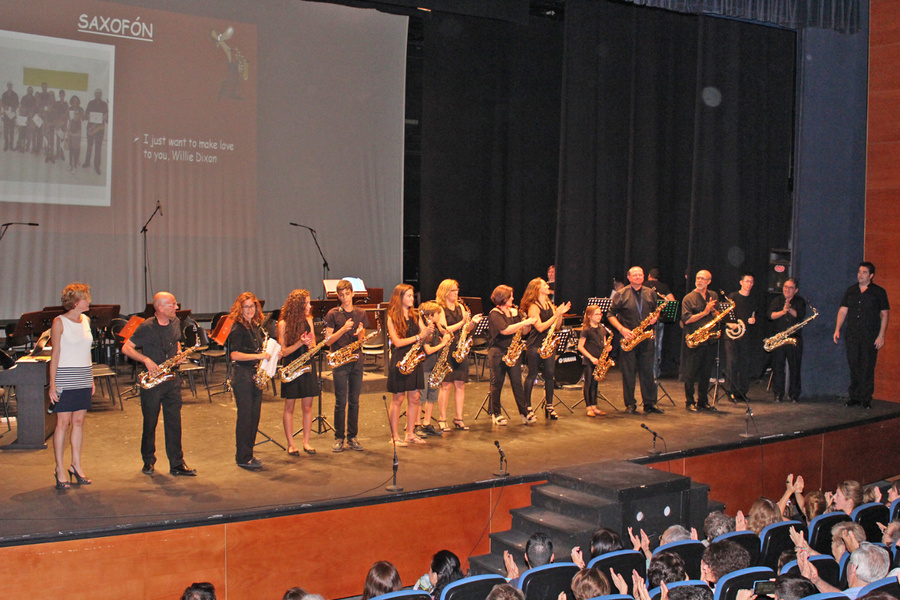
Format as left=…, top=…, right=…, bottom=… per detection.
left=556, top=0, right=796, bottom=309
left=419, top=13, right=563, bottom=303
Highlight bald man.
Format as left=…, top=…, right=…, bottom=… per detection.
left=123, top=292, right=196, bottom=476
left=682, top=270, right=719, bottom=411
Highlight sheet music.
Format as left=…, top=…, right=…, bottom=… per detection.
left=260, top=338, right=281, bottom=378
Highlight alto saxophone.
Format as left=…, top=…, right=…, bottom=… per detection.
left=685, top=296, right=734, bottom=348
left=620, top=298, right=666, bottom=352
left=397, top=336, right=426, bottom=375
left=139, top=339, right=201, bottom=389
left=279, top=338, right=328, bottom=382
left=764, top=306, right=818, bottom=352
left=326, top=329, right=380, bottom=368
left=428, top=342, right=453, bottom=389
left=539, top=307, right=561, bottom=359
left=253, top=330, right=273, bottom=390
left=592, top=325, right=615, bottom=382
left=503, top=329, right=526, bottom=366
left=452, top=301, right=473, bottom=363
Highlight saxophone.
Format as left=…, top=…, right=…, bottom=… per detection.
left=764, top=306, right=818, bottom=352
left=397, top=336, right=426, bottom=375
left=503, top=329, right=526, bottom=367
left=428, top=342, right=453, bottom=389
left=620, top=298, right=666, bottom=352
left=139, top=339, right=201, bottom=389
left=538, top=306, right=561, bottom=359
left=279, top=338, right=328, bottom=382
left=452, top=301, right=473, bottom=363
left=592, top=325, right=615, bottom=382
left=685, top=296, right=735, bottom=349
left=326, top=329, right=380, bottom=368
left=253, top=330, right=273, bottom=390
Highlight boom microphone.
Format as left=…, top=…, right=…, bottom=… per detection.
left=640, top=423, right=660, bottom=437
left=494, top=440, right=506, bottom=460
left=157, top=200, right=163, bottom=216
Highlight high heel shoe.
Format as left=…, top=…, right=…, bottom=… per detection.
left=438, top=420, right=451, bottom=432
left=453, top=419, right=470, bottom=431
left=54, top=472, right=70, bottom=490
left=68, top=466, right=92, bottom=485
left=491, top=414, right=508, bottom=426
left=545, top=406, right=559, bottom=420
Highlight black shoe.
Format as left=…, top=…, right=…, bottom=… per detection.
left=625, top=406, right=637, bottom=414
left=142, top=463, right=155, bottom=475
left=686, top=403, right=698, bottom=412
left=698, top=404, right=717, bottom=412
left=862, top=399, right=872, bottom=409
left=170, top=463, right=197, bottom=476
left=237, top=457, right=263, bottom=470
left=845, top=399, right=861, bottom=407
left=546, top=407, right=559, bottom=420
left=644, top=405, right=664, bottom=414
left=421, top=424, right=442, bottom=437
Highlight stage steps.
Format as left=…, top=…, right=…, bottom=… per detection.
left=468, top=460, right=712, bottom=576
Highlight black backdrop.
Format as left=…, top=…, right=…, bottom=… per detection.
left=418, top=0, right=796, bottom=312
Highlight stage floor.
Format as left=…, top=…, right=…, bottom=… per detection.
left=1, top=365, right=896, bottom=546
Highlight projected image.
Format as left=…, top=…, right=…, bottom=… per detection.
left=211, top=26, right=251, bottom=101
left=0, top=29, right=113, bottom=206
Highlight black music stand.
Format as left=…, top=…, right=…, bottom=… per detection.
left=292, top=326, right=334, bottom=438
left=587, top=297, right=613, bottom=313
left=535, top=329, right=575, bottom=414
left=707, top=297, right=733, bottom=408
left=655, top=299, right=680, bottom=406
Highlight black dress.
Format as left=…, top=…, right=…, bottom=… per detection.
left=387, top=316, right=424, bottom=393
left=280, top=321, right=319, bottom=399
left=443, top=304, right=469, bottom=382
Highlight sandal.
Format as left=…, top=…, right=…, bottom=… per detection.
left=546, top=406, right=559, bottom=420
left=523, top=410, right=537, bottom=424
left=439, top=420, right=451, bottom=432
left=491, top=414, right=508, bottom=426
left=287, top=447, right=300, bottom=456
left=453, top=419, right=470, bottom=431
left=405, top=434, right=427, bottom=445
left=391, top=438, right=408, bottom=447
left=585, top=408, right=596, bottom=418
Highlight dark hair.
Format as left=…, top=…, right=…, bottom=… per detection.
left=589, top=527, right=624, bottom=559
left=491, top=285, right=513, bottom=307
left=860, top=261, right=876, bottom=276
left=649, top=268, right=661, bottom=279
left=181, top=582, right=216, bottom=600
left=668, top=585, right=713, bottom=600
left=361, top=560, right=401, bottom=600
left=702, top=540, right=751, bottom=583
left=486, top=584, right=525, bottom=600
left=431, top=550, right=464, bottom=599
left=282, top=588, right=308, bottom=600
left=777, top=549, right=798, bottom=572
left=784, top=278, right=798, bottom=289
left=774, top=573, right=817, bottom=600
left=741, top=273, right=755, bottom=281
left=648, top=551, right=687, bottom=589
left=571, top=568, right=611, bottom=600
left=525, top=532, right=554, bottom=567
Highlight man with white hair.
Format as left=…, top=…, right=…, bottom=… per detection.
left=799, top=542, right=890, bottom=599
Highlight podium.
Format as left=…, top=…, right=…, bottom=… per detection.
left=0, top=358, right=54, bottom=449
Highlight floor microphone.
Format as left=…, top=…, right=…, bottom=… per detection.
left=493, top=440, right=509, bottom=478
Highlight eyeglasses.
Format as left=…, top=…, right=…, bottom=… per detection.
left=242, top=303, right=255, bottom=309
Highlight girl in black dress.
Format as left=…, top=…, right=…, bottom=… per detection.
left=435, top=279, right=482, bottom=431
left=278, top=289, right=318, bottom=455
left=521, top=278, right=571, bottom=420
left=387, top=284, right=432, bottom=446
left=577, top=305, right=611, bottom=417
left=228, top=291, right=271, bottom=470
left=487, top=285, right=537, bottom=425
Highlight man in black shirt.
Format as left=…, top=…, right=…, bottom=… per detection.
left=682, top=270, right=719, bottom=411
left=725, top=273, right=758, bottom=401
left=834, top=262, right=890, bottom=408
left=768, top=278, right=806, bottom=403
left=122, top=292, right=197, bottom=476
left=1, top=82, right=18, bottom=151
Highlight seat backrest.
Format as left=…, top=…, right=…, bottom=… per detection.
left=857, top=575, right=900, bottom=599
left=800, top=594, right=851, bottom=600
left=780, top=555, right=840, bottom=590
left=588, top=550, right=647, bottom=596
left=586, top=595, right=633, bottom=600
left=649, top=580, right=709, bottom=600
left=891, top=498, right=900, bottom=522
left=808, top=512, right=852, bottom=556
left=838, top=552, right=850, bottom=590
left=440, top=575, right=506, bottom=600
left=519, top=562, right=579, bottom=600
left=370, top=591, right=432, bottom=600
left=852, top=502, right=891, bottom=543
left=758, top=520, right=804, bottom=569
left=653, top=540, right=706, bottom=580
left=711, top=531, right=761, bottom=566
left=713, top=567, right=774, bottom=600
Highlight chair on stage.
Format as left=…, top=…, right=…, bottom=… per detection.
left=201, top=312, right=230, bottom=374
left=92, top=363, right=122, bottom=410
left=712, top=567, right=774, bottom=600
left=712, top=531, right=761, bottom=567
left=780, top=555, right=840, bottom=589
left=439, top=574, right=506, bottom=600
left=588, top=550, right=647, bottom=596
left=649, top=580, right=709, bottom=600
left=179, top=323, right=211, bottom=402
left=369, top=590, right=431, bottom=600
left=808, top=512, right=852, bottom=556
left=519, top=562, right=580, bottom=600
left=758, top=520, right=804, bottom=570
left=653, top=540, right=706, bottom=580
left=852, top=502, right=890, bottom=543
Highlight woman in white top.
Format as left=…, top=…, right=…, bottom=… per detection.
left=49, top=283, right=94, bottom=489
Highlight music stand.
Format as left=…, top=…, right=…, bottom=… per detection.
left=654, top=299, right=680, bottom=406
left=587, top=297, right=613, bottom=313
left=535, top=329, right=575, bottom=414
left=707, top=298, right=733, bottom=408
left=208, top=316, right=234, bottom=397
left=292, top=326, right=334, bottom=438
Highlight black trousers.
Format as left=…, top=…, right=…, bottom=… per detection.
left=846, top=335, right=877, bottom=404
left=488, top=348, right=529, bottom=417
left=140, top=379, right=184, bottom=468
left=524, top=345, right=556, bottom=408
left=618, top=339, right=657, bottom=408
left=332, top=359, right=363, bottom=441
left=771, top=339, right=802, bottom=400
left=683, top=343, right=716, bottom=407
left=582, top=364, right=598, bottom=407
left=725, top=336, right=752, bottom=396
left=232, top=366, right=262, bottom=464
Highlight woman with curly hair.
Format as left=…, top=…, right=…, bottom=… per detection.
left=387, top=284, right=432, bottom=445
left=227, top=291, right=271, bottom=470
left=278, top=289, right=318, bottom=456
left=520, top=278, right=570, bottom=420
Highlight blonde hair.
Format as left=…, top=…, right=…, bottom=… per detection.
left=747, top=497, right=781, bottom=536
left=61, top=282, right=91, bottom=310
left=583, top=305, right=599, bottom=328
left=435, top=279, right=459, bottom=308
left=420, top=301, right=441, bottom=318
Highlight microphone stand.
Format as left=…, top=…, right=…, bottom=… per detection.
left=641, top=424, right=662, bottom=457
left=140, top=204, right=163, bottom=305
left=0, top=222, right=39, bottom=245
left=383, top=395, right=403, bottom=492
left=494, top=441, right=509, bottom=477
left=291, top=223, right=330, bottom=300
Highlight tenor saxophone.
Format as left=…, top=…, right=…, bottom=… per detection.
left=428, top=342, right=453, bottom=389
left=685, top=296, right=735, bottom=348
left=279, top=338, right=328, bottom=382
left=764, top=306, right=818, bottom=352
left=592, top=325, right=615, bottom=382
left=139, top=339, right=201, bottom=389
left=503, top=329, right=526, bottom=367
left=539, top=308, right=560, bottom=359
left=620, top=301, right=665, bottom=352
left=397, top=336, right=426, bottom=375
left=326, top=330, right=380, bottom=368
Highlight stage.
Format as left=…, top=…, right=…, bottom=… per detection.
left=1, top=365, right=897, bottom=547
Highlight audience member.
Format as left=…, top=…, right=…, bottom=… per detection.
left=669, top=584, right=714, bottom=600
left=879, top=520, right=900, bottom=547
left=773, top=573, right=818, bottom=600
left=661, top=525, right=693, bottom=546
left=828, top=480, right=864, bottom=515
left=569, top=567, right=612, bottom=600
left=487, top=584, right=525, bottom=600
left=181, top=582, right=216, bottom=600
left=282, top=590, right=325, bottom=600
left=701, top=540, right=751, bottom=587
left=648, top=551, right=689, bottom=588
left=573, top=527, right=625, bottom=568
left=800, top=542, right=890, bottom=599
left=505, top=532, right=555, bottom=588
left=429, top=550, right=464, bottom=600
left=741, top=497, right=782, bottom=536
left=705, top=511, right=736, bottom=544
left=362, top=561, right=402, bottom=600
